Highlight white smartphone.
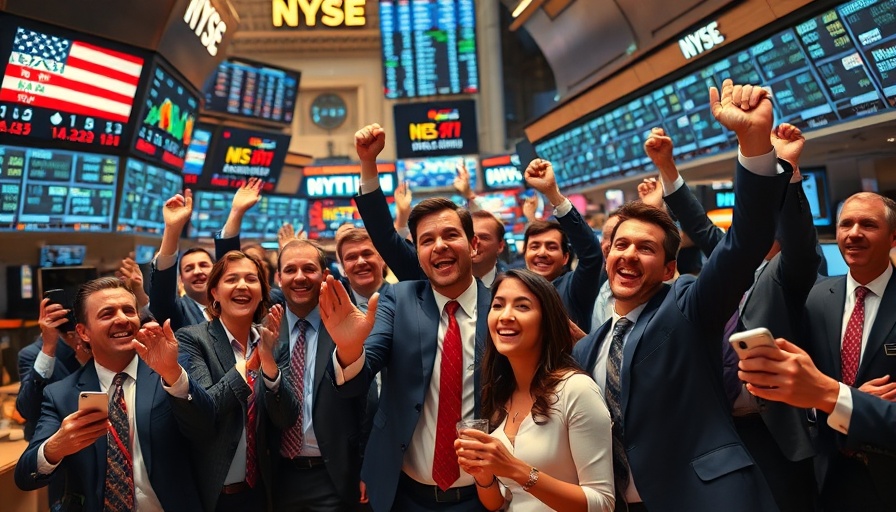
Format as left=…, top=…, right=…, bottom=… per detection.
left=78, top=391, right=109, bottom=416
left=728, top=327, right=777, bottom=359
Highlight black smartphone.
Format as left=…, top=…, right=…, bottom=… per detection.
left=44, top=288, right=76, bottom=332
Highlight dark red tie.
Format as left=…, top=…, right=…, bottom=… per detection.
left=281, top=319, right=308, bottom=457
left=842, top=286, right=870, bottom=386
left=246, top=368, right=258, bottom=488
left=433, top=300, right=462, bottom=491
left=104, top=372, right=134, bottom=510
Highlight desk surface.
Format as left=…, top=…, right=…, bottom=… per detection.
left=0, top=439, right=27, bottom=474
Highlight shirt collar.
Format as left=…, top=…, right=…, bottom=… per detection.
left=285, top=305, right=321, bottom=336
left=95, top=354, right=140, bottom=390
left=481, top=266, right=498, bottom=288
left=847, top=264, right=892, bottom=299
left=219, top=320, right=262, bottom=357
left=612, top=302, right=647, bottom=326
left=432, top=278, right=478, bottom=319
left=351, top=288, right=368, bottom=307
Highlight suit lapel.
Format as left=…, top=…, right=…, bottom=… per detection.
left=473, top=282, right=489, bottom=415
left=620, top=287, right=667, bottom=416
left=77, top=364, right=106, bottom=500
left=419, top=284, right=441, bottom=400
left=135, top=360, right=158, bottom=476
left=825, top=278, right=847, bottom=381
left=857, top=269, right=896, bottom=383
left=314, top=326, right=334, bottom=405
left=209, top=319, right=237, bottom=371
left=275, top=315, right=291, bottom=368
left=587, top=322, right=612, bottom=374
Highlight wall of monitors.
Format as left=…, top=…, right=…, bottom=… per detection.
left=0, top=20, right=146, bottom=151
left=202, top=126, right=290, bottom=191
left=203, top=58, right=300, bottom=125
left=132, top=59, right=199, bottom=171
left=397, top=154, right=478, bottom=192
left=190, top=190, right=307, bottom=239
left=379, top=0, right=479, bottom=99
left=0, top=143, right=118, bottom=231
left=534, top=0, right=896, bottom=189
left=116, top=158, right=183, bottom=234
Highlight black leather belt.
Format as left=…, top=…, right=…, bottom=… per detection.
left=286, top=456, right=326, bottom=469
left=398, top=472, right=476, bottom=504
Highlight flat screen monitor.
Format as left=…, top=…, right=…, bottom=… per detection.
left=820, top=242, right=848, bottom=276
left=202, top=126, right=290, bottom=191
left=393, top=100, right=479, bottom=159
left=37, top=265, right=98, bottom=310
left=301, top=162, right=397, bottom=198
left=306, top=197, right=396, bottom=240
left=39, top=244, right=86, bottom=267
left=116, top=158, right=183, bottom=234
left=134, top=244, right=156, bottom=264
left=476, top=189, right=525, bottom=227
left=800, top=167, right=833, bottom=226
left=481, top=154, right=523, bottom=190
left=4, top=143, right=118, bottom=231
left=182, top=122, right=215, bottom=187
left=397, top=155, right=478, bottom=192
left=380, top=0, right=479, bottom=99
left=202, top=58, right=300, bottom=125
left=190, top=190, right=307, bottom=239
left=131, top=59, right=200, bottom=170
left=0, top=18, right=146, bottom=150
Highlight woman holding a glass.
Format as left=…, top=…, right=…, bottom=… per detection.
left=455, top=269, right=615, bottom=511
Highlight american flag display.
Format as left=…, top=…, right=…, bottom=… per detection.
left=0, top=28, right=144, bottom=124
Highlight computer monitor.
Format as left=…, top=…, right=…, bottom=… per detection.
left=39, top=245, right=86, bottom=267
left=820, top=243, right=848, bottom=276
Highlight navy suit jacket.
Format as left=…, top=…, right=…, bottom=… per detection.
left=354, top=187, right=602, bottom=331
left=328, top=279, right=490, bottom=511
left=573, top=163, right=788, bottom=511
left=666, top=179, right=818, bottom=462
left=15, top=360, right=209, bottom=512
left=177, top=318, right=299, bottom=511
left=802, top=268, right=896, bottom=503
left=269, top=312, right=368, bottom=504
left=16, top=338, right=81, bottom=441
left=849, top=388, right=896, bottom=452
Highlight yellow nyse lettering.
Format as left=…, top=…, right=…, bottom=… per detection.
left=409, top=123, right=438, bottom=141
left=272, top=0, right=366, bottom=27
left=225, top=146, right=252, bottom=165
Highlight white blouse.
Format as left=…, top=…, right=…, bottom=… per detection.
left=491, top=373, right=615, bottom=511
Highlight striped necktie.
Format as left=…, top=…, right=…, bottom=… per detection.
left=281, top=318, right=308, bottom=457
left=606, top=318, right=633, bottom=495
left=104, top=372, right=134, bottom=511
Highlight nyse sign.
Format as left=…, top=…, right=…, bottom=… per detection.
left=272, top=0, right=367, bottom=28
left=679, top=21, right=725, bottom=60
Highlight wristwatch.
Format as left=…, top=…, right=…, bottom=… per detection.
left=522, top=466, right=539, bottom=492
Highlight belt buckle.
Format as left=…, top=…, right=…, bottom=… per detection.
left=433, top=486, right=460, bottom=503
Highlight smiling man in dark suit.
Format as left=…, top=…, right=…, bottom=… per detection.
left=572, top=79, right=790, bottom=511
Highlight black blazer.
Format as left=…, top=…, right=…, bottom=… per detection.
left=177, top=318, right=298, bottom=511
left=16, top=338, right=81, bottom=441
left=573, top=163, right=789, bottom=511
left=15, top=360, right=209, bottom=511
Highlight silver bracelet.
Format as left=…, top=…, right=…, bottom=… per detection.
left=475, top=475, right=498, bottom=489
left=522, top=466, right=539, bottom=492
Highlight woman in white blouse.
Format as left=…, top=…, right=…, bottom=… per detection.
left=455, top=269, right=615, bottom=511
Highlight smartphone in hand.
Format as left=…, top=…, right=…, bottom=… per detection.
left=78, top=391, right=109, bottom=416
left=729, top=327, right=777, bottom=359
left=44, top=288, right=76, bottom=332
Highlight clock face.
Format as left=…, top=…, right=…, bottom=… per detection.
left=310, top=93, right=348, bottom=130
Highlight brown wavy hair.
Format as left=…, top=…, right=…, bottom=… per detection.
left=480, top=268, right=583, bottom=428
left=206, top=250, right=271, bottom=324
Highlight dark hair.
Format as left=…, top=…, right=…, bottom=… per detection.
left=278, top=239, right=328, bottom=272
left=472, top=210, right=506, bottom=240
left=408, top=197, right=474, bottom=245
left=611, top=201, right=681, bottom=263
left=480, top=268, right=583, bottom=429
left=206, top=251, right=271, bottom=323
left=524, top=220, right=569, bottom=255
left=74, top=277, right=136, bottom=326
left=179, top=247, right=214, bottom=273
left=242, top=242, right=273, bottom=284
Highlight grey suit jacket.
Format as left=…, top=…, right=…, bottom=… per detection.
left=177, top=318, right=298, bottom=511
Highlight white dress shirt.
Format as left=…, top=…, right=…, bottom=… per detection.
left=481, top=265, right=498, bottom=289
left=285, top=307, right=323, bottom=457
left=335, top=279, right=479, bottom=488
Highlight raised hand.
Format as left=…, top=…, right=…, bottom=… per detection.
left=859, top=375, right=896, bottom=402
left=522, top=195, right=539, bottom=222
left=644, top=127, right=677, bottom=177
left=232, top=177, right=264, bottom=214
left=637, top=177, right=664, bottom=209
left=524, top=158, right=564, bottom=206
left=770, top=123, right=804, bottom=170
left=278, top=222, right=298, bottom=251
left=255, top=304, right=284, bottom=378
left=117, top=254, right=149, bottom=309
left=709, top=79, right=774, bottom=156
left=319, top=275, right=379, bottom=366
left=43, top=409, right=109, bottom=464
left=394, top=180, right=412, bottom=218
left=38, top=298, right=69, bottom=352
left=453, top=163, right=474, bottom=200
left=133, top=320, right=183, bottom=386
left=163, top=190, right=193, bottom=229
left=355, top=123, right=386, bottom=162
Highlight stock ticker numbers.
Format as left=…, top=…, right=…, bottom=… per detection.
left=535, top=0, right=896, bottom=189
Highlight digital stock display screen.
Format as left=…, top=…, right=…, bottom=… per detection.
left=203, top=58, right=300, bottom=125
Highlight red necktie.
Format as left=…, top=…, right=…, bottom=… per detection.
left=433, top=300, right=462, bottom=491
left=841, top=286, right=870, bottom=386
left=246, top=368, right=258, bottom=488
left=104, top=372, right=134, bottom=510
left=281, top=319, right=308, bottom=457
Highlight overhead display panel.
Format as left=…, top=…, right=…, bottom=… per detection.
left=534, top=0, right=896, bottom=189
left=301, top=162, right=397, bottom=198
left=0, top=144, right=118, bottom=231
left=0, top=22, right=146, bottom=151
left=182, top=122, right=215, bottom=187
left=190, top=190, right=307, bottom=239
left=379, top=0, right=478, bottom=99
left=306, top=197, right=396, bottom=240
left=201, top=126, right=291, bottom=192
left=393, top=99, right=478, bottom=159
left=481, top=154, right=522, bottom=190
left=132, top=60, right=200, bottom=171
left=202, top=58, right=300, bottom=125
left=397, top=154, right=478, bottom=192
left=116, top=158, right=183, bottom=234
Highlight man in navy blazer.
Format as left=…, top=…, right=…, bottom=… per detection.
left=573, top=79, right=789, bottom=511
left=15, top=277, right=211, bottom=511
left=324, top=129, right=490, bottom=511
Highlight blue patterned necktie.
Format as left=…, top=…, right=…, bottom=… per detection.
left=606, top=318, right=633, bottom=494
left=104, top=372, right=134, bottom=511
left=281, top=318, right=308, bottom=457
